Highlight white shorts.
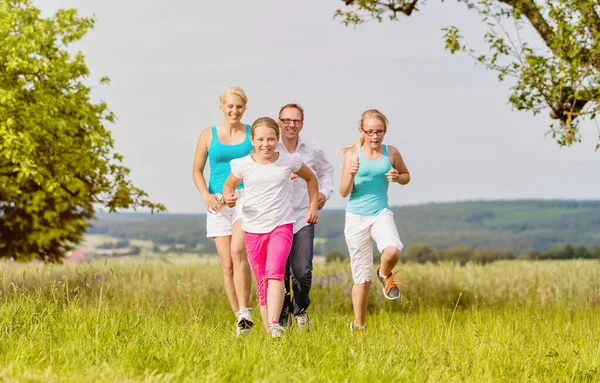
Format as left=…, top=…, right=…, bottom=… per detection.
left=205, top=189, right=245, bottom=238
left=344, top=208, right=404, bottom=284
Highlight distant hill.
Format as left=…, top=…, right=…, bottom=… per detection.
left=88, top=200, right=600, bottom=255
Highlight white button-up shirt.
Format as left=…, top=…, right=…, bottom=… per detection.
left=278, top=137, right=334, bottom=234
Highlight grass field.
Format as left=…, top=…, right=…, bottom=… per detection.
left=1, top=257, right=599, bottom=382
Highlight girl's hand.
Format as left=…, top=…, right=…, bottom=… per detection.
left=290, top=172, right=299, bottom=180
left=385, top=168, right=400, bottom=183
left=349, top=157, right=360, bottom=176
left=223, top=193, right=238, bottom=208
left=305, top=208, right=319, bottom=224
left=205, top=194, right=225, bottom=213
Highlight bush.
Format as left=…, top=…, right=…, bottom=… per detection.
left=325, top=251, right=347, bottom=263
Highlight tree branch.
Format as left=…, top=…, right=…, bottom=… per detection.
left=498, top=0, right=600, bottom=71
left=344, top=0, right=419, bottom=16
left=576, top=2, right=600, bottom=37
left=498, top=0, right=556, bottom=48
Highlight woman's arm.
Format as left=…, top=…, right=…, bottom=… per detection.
left=222, top=172, right=243, bottom=207
left=192, top=128, right=223, bottom=212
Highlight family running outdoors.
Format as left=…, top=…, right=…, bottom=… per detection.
left=192, top=86, right=411, bottom=338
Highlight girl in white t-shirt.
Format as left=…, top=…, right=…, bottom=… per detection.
left=222, top=117, right=319, bottom=338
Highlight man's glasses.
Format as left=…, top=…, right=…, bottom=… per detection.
left=361, top=129, right=386, bottom=137
left=280, top=118, right=303, bottom=125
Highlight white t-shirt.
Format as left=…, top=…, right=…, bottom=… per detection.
left=230, top=152, right=303, bottom=234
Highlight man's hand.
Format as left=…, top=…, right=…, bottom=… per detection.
left=317, top=192, right=326, bottom=210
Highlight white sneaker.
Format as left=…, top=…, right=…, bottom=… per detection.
left=235, top=307, right=253, bottom=336
left=350, top=320, right=367, bottom=334
left=269, top=323, right=286, bottom=339
left=296, top=311, right=310, bottom=331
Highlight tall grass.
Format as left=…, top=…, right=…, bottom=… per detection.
left=1, top=258, right=599, bottom=382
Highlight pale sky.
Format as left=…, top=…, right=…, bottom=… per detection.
left=40, top=0, right=600, bottom=213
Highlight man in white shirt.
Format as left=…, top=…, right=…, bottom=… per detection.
left=277, top=103, right=334, bottom=330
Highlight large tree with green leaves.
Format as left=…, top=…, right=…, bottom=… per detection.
left=336, top=0, right=600, bottom=148
left=0, top=0, right=165, bottom=261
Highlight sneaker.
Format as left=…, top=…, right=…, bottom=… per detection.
left=296, top=311, right=310, bottom=331
left=279, top=307, right=293, bottom=328
left=236, top=326, right=251, bottom=336
left=269, top=323, right=286, bottom=339
left=376, top=266, right=406, bottom=300
left=235, top=307, right=253, bottom=336
left=350, top=320, right=367, bottom=338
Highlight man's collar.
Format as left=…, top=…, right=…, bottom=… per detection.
left=279, top=136, right=305, bottom=152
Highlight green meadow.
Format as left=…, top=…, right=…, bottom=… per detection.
left=1, top=257, right=599, bottom=382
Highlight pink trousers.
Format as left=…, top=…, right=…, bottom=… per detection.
left=245, top=224, right=293, bottom=306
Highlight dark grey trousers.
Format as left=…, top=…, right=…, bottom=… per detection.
left=280, top=224, right=314, bottom=323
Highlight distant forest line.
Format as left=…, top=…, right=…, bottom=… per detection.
left=87, top=200, right=600, bottom=257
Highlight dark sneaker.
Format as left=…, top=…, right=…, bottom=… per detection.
left=376, top=266, right=406, bottom=300
left=279, top=307, right=293, bottom=328
left=235, top=307, right=253, bottom=336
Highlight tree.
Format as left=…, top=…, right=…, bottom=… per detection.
left=0, top=0, right=165, bottom=261
left=404, top=243, right=438, bottom=263
left=335, top=0, right=600, bottom=149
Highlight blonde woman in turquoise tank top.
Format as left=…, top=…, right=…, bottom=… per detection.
left=192, top=86, right=255, bottom=336
left=338, top=109, right=410, bottom=335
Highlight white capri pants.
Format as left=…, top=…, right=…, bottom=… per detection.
left=344, top=208, right=404, bottom=284
left=205, top=189, right=245, bottom=238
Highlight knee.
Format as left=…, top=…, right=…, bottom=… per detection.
left=383, top=246, right=401, bottom=260
left=290, top=254, right=313, bottom=277
left=353, top=281, right=371, bottom=289
left=231, top=246, right=246, bottom=262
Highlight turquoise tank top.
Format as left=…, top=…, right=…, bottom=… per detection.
left=207, top=125, right=253, bottom=194
left=346, top=145, right=392, bottom=216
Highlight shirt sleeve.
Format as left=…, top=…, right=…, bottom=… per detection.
left=314, top=147, right=334, bottom=200
left=230, top=158, right=243, bottom=179
left=291, top=153, right=303, bottom=173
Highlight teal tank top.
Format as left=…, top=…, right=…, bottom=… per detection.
left=346, top=145, right=392, bottom=216
left=207, top=125, right=253, bottom=194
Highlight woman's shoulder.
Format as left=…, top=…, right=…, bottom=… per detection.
left=199, top=126, right=214, bottom=140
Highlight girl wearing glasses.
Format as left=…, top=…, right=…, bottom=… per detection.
left=338, top=109, right=410, bottom=334
left=192, top=86, right=254, bottom=336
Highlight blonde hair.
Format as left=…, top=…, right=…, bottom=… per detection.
left=219, top=86, right=248, bottom=105
left=251, top=117, right=280, bottom=139
left=336, top=109, right=389, bottom=155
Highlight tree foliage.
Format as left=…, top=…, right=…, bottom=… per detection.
left=335, top=0, right=600, bottom=149
left=0, top=0, right=165, bottom=261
